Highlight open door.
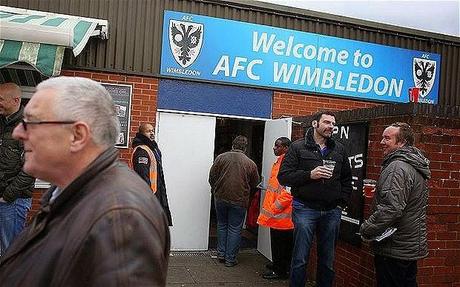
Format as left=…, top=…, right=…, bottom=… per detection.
left=156, top=112, right=216, bottom=250
left=257, top=118, right=292, bottom=259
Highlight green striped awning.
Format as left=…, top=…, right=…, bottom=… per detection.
left=0, top=6, right=108, bottom=77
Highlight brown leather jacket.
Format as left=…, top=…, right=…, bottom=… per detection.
left=209, top=149, right=259, bottom=208
left=0, top=147, right=170, bottom=286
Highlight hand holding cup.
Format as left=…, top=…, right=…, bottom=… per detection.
left=311, top=160, right=336, bottom=180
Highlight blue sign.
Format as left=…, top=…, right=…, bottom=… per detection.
left=161, top=10, right=441, bottom=104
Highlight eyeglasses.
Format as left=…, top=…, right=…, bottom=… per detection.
left=20, top=119, right=76, bottom=131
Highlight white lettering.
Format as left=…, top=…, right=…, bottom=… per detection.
left=212, top=55, right=230, bottom=76
left=374, top=77, right=389, bottom=96
left=321, top=69, right=335, bottom=88
left=247, top=59, right=263, bottom=80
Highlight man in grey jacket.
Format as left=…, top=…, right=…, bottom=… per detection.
left=360, top=122, right=431, bottom=287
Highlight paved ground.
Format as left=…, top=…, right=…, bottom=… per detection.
left=167, top=249, right=291, bottom=286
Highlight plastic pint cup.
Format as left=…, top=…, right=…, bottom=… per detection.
left=323, top=160, right=336, bottom=179
left=323, top=160, right=336, bottom=171
left=363, top=179, right=377, bottom=198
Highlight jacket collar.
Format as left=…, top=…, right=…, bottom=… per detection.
left=132, top=133, right=159, bottom=153
left=1, top=106, right=23, bottom=126
left=42, top=147, right=119, bottom=210
left=0, top=147, right=119, bottom=266
left=304, top=127, right=336, bottom=150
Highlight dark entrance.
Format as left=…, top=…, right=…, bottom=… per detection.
left=208, top=117, right=264, bottom=249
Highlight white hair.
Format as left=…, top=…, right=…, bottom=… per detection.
left=36, top=76, right=121, bottom=146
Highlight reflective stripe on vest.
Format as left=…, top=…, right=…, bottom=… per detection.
left=257, top=154, right=293, bottom=230
left=133, top=145, right=158, bottom=193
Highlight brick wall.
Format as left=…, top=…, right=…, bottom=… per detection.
left=273, top=91, right=379, bottom=141
left=60, top=70, right=159, bottom=164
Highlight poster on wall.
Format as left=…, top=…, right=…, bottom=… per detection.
left=102, top=83, right=132, bottom=148
left=161, top=10, right=440, bottom=104
left=332, top=122, right=368, bottom=246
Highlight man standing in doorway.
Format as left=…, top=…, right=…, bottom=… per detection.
left=257, top=137, right=293, bottom=280
left=278, top=111, right=352, bottom=287
left=360, top=122, right=430, bottom=287
left=132, top=123, right=172, bottom=226
left=209, top=135, right=259, bottom=267
left=0, top=83, right=35, bottom=257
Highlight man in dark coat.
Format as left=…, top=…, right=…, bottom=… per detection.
left=0, top=83, right=35, bottom=257
left=360, top=122, right=431, bottom=287
left=132, top=123, right=172, bottom=226
left=0, top=77, right=170, bottom=286
left=278, top=111, right=352, bottom=287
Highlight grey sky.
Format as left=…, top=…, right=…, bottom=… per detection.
left=257, top=0, right=460, bottom=37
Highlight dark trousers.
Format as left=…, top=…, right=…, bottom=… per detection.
left=374, top=255, right=418, bottom=287
left=270, top=228, right=294, bottom=276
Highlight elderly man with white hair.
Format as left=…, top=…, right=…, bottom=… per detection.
left=0, top=77, right=170, bottom=286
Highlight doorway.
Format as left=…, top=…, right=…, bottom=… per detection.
left=208, top=117, right=265, bottom=250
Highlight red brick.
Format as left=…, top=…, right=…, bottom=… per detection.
left=436, top=232, right=457, bottom=240
left=91, top=73, right=109, bottom=81
left=442, top=179, right=460, bottom=188
left=108, top=74, right=127, bottom=81
left=421, top=257, right=445, bottom=266
left=437, top=214, right=459, bottom=223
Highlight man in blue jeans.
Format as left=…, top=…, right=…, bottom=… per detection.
left=0, top=83, right=35, bottom=256
left=209, top=135, right=259, bottom=267
left=278, top=111, right=352, bottom=287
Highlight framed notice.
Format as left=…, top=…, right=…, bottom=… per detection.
left=332, top=122, right=369, bottom=246
left=101, top=83, right=132, bottom=148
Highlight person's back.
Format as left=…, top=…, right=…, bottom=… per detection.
left=208, top=135, right=259, bottom=267
left=210, top=150, right=259, bottom=208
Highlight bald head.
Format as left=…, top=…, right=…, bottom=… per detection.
left=0, top=83, right=21, bottom=116
left=139, top=123, right=155, bottom=141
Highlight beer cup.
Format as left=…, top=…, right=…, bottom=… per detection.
left=363, top=179, right=377, bottom=198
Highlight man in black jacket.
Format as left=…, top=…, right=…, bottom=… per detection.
left=278, top=111, right=352, bottom=287
left=0, top=83, right=35, bottom=257
left=132, top=123, right=172, bottom=226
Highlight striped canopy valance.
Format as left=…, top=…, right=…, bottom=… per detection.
left=0, top=6, right=108, bottom=76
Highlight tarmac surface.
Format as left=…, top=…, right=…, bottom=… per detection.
left=166, top=249, right=316, bottom=287
left=166, top=249, right=289, bottom=286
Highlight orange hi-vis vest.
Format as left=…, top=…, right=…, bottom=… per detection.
left=133, top=145, right=158, bottom=193
left=257, top=154, right=294, bottom=230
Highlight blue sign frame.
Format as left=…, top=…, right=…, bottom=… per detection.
left=161, top=10, right=440, bottom=104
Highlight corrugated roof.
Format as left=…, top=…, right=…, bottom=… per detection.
left=0, top=0, right=459, bottom=105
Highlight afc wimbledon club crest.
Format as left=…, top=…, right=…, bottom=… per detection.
left=169, top=19, right=203, bottom=68
left=413, top=58, right=436, bottom=97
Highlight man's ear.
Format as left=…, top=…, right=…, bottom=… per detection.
left=69, top=122, right=90, bottom=152
left=312, top=120, right=318, bottom=128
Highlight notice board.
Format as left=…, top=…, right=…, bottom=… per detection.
left=332, top=122, right=369, bottom=246
left=101, top=83, right=132, bottom=148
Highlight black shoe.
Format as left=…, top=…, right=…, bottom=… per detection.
left=262, top=270, right=288, bottom=280
left=217, top=256, right=225, bottom=263
left=265, top=262, right=274, bottom=270
left=224, top=260, right=238, bottom=267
